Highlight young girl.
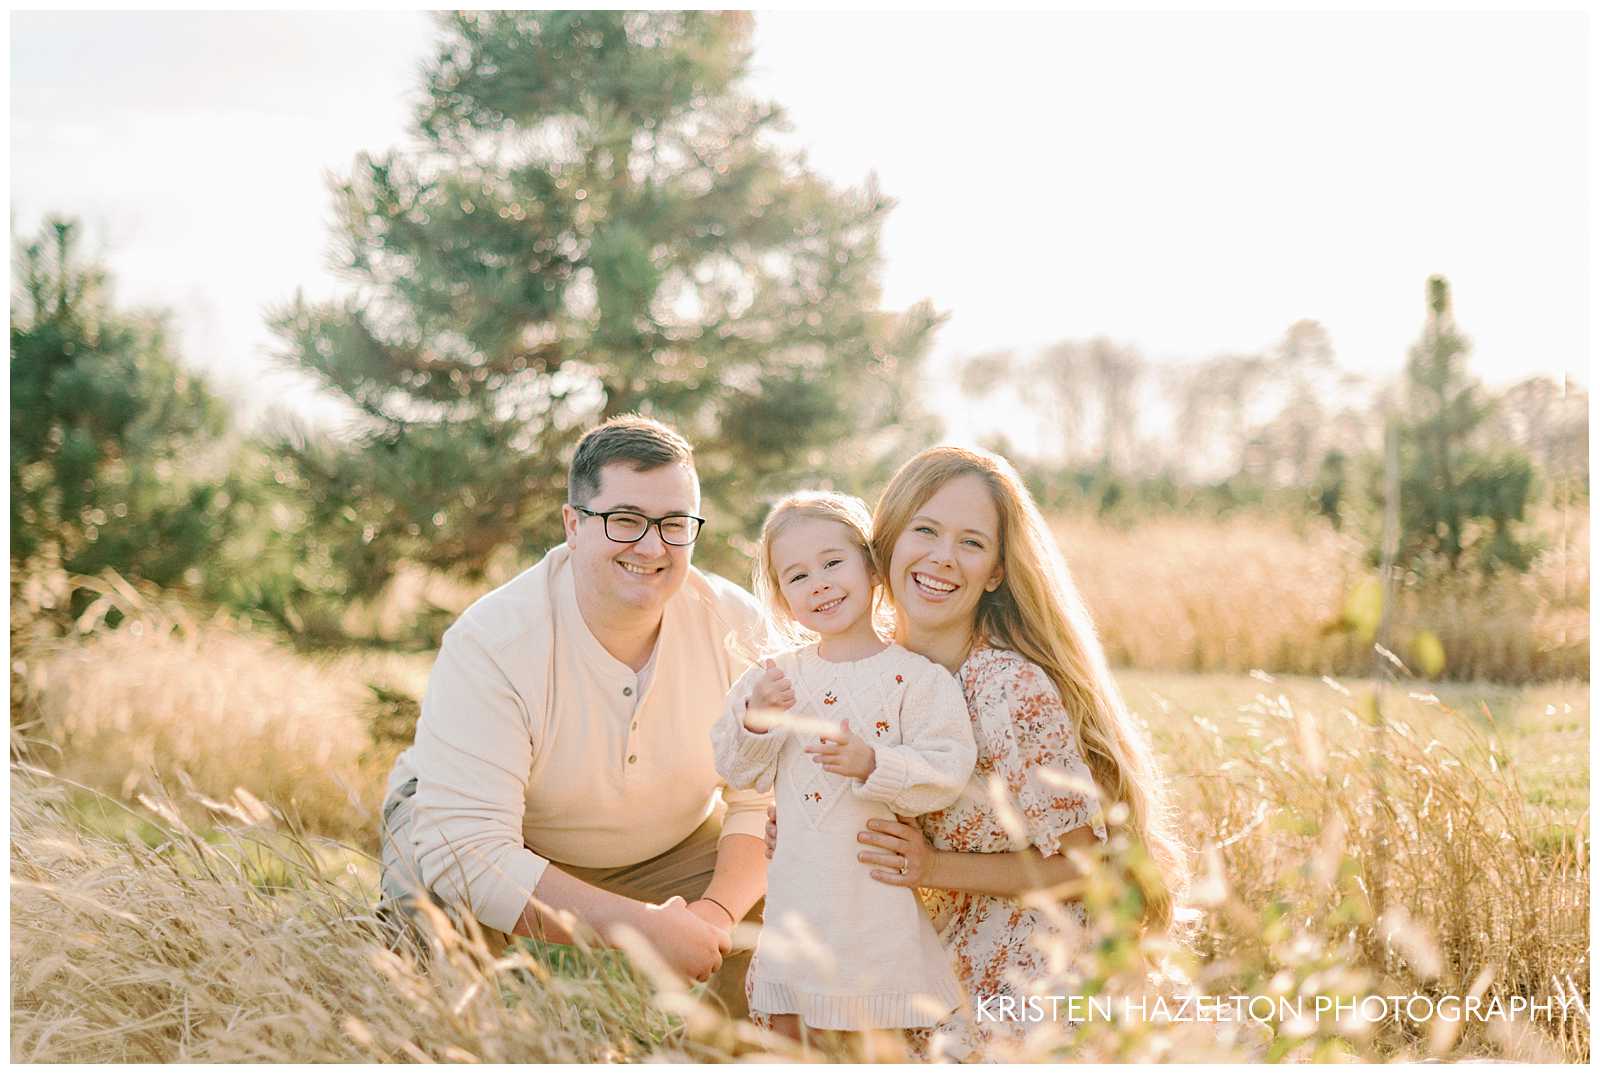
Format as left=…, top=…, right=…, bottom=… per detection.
left=711, top=491, right=976, bottom=1039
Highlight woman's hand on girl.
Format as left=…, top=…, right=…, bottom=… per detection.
left=858, top=815, right=936, bottom=887
left=805, top=721, right=876, bottom=780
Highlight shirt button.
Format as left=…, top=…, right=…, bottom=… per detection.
left=623, top=686, right=633, bottom=697
left=627, top=754, right=638, bottom=764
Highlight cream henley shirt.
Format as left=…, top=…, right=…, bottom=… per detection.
left=387, top=544, right=772, bottom=935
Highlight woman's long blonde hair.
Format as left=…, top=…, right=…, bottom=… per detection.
left=871, top=446, right=1189, bottom=927
left=752, top=490, right=885, bottom=650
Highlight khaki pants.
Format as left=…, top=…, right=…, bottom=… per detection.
left=378, top=778, right=762, bottom=1018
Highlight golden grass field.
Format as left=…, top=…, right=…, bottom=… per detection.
left=10, top=573, right=1588, bottom=1061
left=1053, top=507, right=1589, bottom=684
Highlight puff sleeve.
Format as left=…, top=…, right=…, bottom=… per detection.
left=996, top=658, right=1107, bottom=856
left=853, top=661, right=977, bottom=815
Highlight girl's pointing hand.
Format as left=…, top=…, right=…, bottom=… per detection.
left=805, top=721, right=876, bottom=780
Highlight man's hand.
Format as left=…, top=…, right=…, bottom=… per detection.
left=742, top=659, right=795, bottom=731
left=804, top=721, right=876, bottom=780
left=627, top=895, right=731, bottom=983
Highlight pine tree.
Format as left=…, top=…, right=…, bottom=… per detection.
left=271, top=11, right=939, bottom=606
left=1392, top=275, right=1537, bottom=575
left=10, top=218, right=235, bottom=598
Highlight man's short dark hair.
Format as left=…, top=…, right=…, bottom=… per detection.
left=568, top=414, right=696, bottom=506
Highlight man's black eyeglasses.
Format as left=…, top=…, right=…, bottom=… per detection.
left=573, top=506, right=706, bottom=546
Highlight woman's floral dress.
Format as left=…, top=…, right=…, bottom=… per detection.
left=908, top=640, right=1108, bottom=1061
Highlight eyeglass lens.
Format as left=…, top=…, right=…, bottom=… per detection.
left=603, top=513, right=700, bottom=545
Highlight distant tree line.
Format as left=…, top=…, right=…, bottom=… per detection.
left=961, top=285, right=1585, bottom=580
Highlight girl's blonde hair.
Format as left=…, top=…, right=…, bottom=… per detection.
left=871, top=446, right=1189, bottom=928
left=753, top=490, right=883, bottom=649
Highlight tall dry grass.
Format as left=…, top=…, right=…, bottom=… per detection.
left=8, top=768, right=771, bottom=1063
left=1141, top=673, right=1589, bottom=1061
left=1054, top=508, right=1588, bottom=683
left=11, top=574, right=425, bottom=848
left=11, top=602, right=1588, bottom=1062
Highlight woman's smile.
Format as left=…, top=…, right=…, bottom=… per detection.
left=910, top=571, right=959, bottom=599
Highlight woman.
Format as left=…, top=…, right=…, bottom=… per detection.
left=762, top=446, right=1188, bottom=1059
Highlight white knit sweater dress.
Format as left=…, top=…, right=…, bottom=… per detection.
left=712, top=642, right=977, bottom=1030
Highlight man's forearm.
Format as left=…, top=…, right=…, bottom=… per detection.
left=697, top=833, right=768, bottom=922
left=509, top=835, right=767, bottom=943
left=512, top=864, right=645, bottom=944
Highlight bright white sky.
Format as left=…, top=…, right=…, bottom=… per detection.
left=10, top=10, right=1591, bottom=451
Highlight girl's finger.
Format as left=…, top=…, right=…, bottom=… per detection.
left=868, top=869, right=914, bottom=887
left=857, top=851, right=901, bottom=868
left=865, top=818, right=916, bottom=840
left=856, top=830, right=904, bottom=852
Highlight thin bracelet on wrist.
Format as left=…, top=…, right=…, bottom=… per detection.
left=698, top=896, right=736, bottom=926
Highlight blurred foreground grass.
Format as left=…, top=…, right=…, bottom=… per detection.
left=10, top=594, right=1589, bottom=1062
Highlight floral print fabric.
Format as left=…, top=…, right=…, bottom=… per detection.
left=909, top=640, right=1108, bottom=1060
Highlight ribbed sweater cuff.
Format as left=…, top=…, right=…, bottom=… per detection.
left=854, top=746, right=910, bottom=805
left=733, top=719, right=787, bottom=764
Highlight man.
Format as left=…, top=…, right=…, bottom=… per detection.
left=379, top=415, right=771, bottom=1012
